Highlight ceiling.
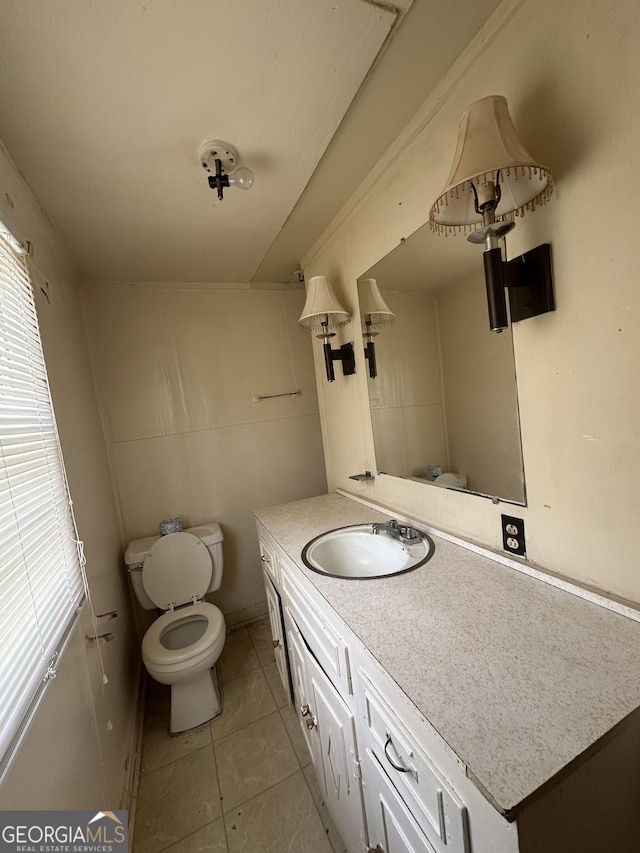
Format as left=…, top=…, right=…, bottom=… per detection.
left=0, top=0, right=502, bottom=284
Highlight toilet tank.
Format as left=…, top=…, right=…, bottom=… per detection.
left=125, top=522, right=224, bottom=610
left=186, top=523, right=224, bottom=592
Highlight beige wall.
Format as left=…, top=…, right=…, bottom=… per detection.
left=367, top=289, right=448, bottom=478
left=0, top=142, right=139, bottom=807
left=302, top=0, right=640, bottom=604
left=82, top=283, right=327, bottom=622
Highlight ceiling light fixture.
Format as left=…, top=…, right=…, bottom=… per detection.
left=358, top=278, right=395, bottom=379
left=429, top=95, right=555, bottom=332
left=199, top=140, right=254, bottom=200
left=299, top=276, right=355, bottom=383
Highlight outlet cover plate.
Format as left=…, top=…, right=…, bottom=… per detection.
left=501, top=514, right=526, bottom=557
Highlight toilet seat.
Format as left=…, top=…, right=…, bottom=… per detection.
left=142, top=601, right=225, bottom=668
left=142, top=532, right=212, bottom=609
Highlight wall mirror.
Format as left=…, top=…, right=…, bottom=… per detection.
left=358, top=220, right=526, bottom=505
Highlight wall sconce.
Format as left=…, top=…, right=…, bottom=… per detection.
left=199, top=140, right=254, bottom=200
left=299, top=276, right=355, bottom=382
left=429, top=95, right=555, bottom=332
left=358, top=278, right=395, bottom=378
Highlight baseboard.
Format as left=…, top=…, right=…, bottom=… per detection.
left=121, top=663, right=145, bottom=851
left=223, top=599, right=268, bottom=630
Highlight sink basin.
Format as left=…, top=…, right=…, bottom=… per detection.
left=301, top=523, right=434, bottom=579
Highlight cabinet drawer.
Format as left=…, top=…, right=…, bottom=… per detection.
left=359, top=671, right=469, bottom=853
left=258, top=533, right=279, bottom=585
left=280, top=558, right=352, bottom=696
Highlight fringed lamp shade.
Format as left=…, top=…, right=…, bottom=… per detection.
left=429, top=95, right=554, bottom=236
left=298, top=276, right=351, bottom=330
left=359, top=279, right=395, bottom=329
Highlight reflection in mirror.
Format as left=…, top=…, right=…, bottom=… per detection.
left=358, top=221, right=526, bottom=505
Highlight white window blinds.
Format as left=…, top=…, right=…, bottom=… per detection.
left=0, top=225, right=85, bottom=780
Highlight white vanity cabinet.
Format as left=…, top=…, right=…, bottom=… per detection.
left=285, top=605, right=367, bottom=853
left=255, top=502, right=640, bottom=853
left=356, top=668, right=470, bottom=853
left=258, top=523, right=369, bottom=851
left=256, top=523, right=512, bottom=853
left=361, top=746, right=439, bottom=853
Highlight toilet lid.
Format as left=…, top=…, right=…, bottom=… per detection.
left=142, top=532, right=212, bottom=609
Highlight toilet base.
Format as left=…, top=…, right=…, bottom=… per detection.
left=170, top=665, right=221, bottom=734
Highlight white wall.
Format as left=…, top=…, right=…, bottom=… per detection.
left=0, top=142, right=139, bottom=807
left=302, top=0, right=640, bottom=604
left=82, top=283, right=327, bottom=623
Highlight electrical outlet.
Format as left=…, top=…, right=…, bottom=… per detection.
left=501, top=514, right=526, bottom=557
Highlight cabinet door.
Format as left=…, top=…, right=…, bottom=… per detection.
left=363, top=747, right=437, bottom=853
left=286, top=609, right=367, bottom=852
left=284, top=608, right=321, bottom=772
left=264, top=573, right=290, bottom=700
left=357, top=670, right=469, bottom=853
left=305, top=636, right=367, bottom=852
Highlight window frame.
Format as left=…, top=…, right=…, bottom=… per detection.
left=0, top=223, right=86, bottom=786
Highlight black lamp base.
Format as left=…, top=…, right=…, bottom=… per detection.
left=506, top=243, right=555, bottom=323
left=323, top=341, right=356, bottom=382
left=484, top=243, right=555, bottom=332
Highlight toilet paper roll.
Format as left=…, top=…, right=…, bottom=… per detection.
left=159, top=517, right=183, bottom=535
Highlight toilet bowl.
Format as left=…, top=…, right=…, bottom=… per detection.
left=125, top=524, right=226, bottom=733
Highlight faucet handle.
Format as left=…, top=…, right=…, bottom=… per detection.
left=399, top=524, right=422, bottom=544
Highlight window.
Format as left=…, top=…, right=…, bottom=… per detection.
left=0, top=223, right=85, bottom=782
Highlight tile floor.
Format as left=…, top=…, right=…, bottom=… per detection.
left=132, top=618, right=346, bottom=853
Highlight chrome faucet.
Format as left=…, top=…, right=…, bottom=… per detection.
left=372, top=519, right=400, bottom=537
left=372, top=519, right=423, bottom=545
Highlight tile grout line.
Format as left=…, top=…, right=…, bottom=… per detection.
left=219, top=619, right=305, bottom=843
left=220, top=766, right=302, bottom=819
left=137, top=618, right=340, bottom=852
left=243, top=621, right=333, bottom=836
left=208, top=721, right=230, bottom=853
left=139, top=739, right=212, bottom=779
left=248, top=620, right=343, bottom=851
left=146, top=818, right=225, bottom=853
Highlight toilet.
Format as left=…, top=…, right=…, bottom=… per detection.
left=125, top=523, right=226, bottom=733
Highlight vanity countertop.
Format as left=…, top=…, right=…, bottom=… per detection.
left=254, top=492, right=640, bottom=818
